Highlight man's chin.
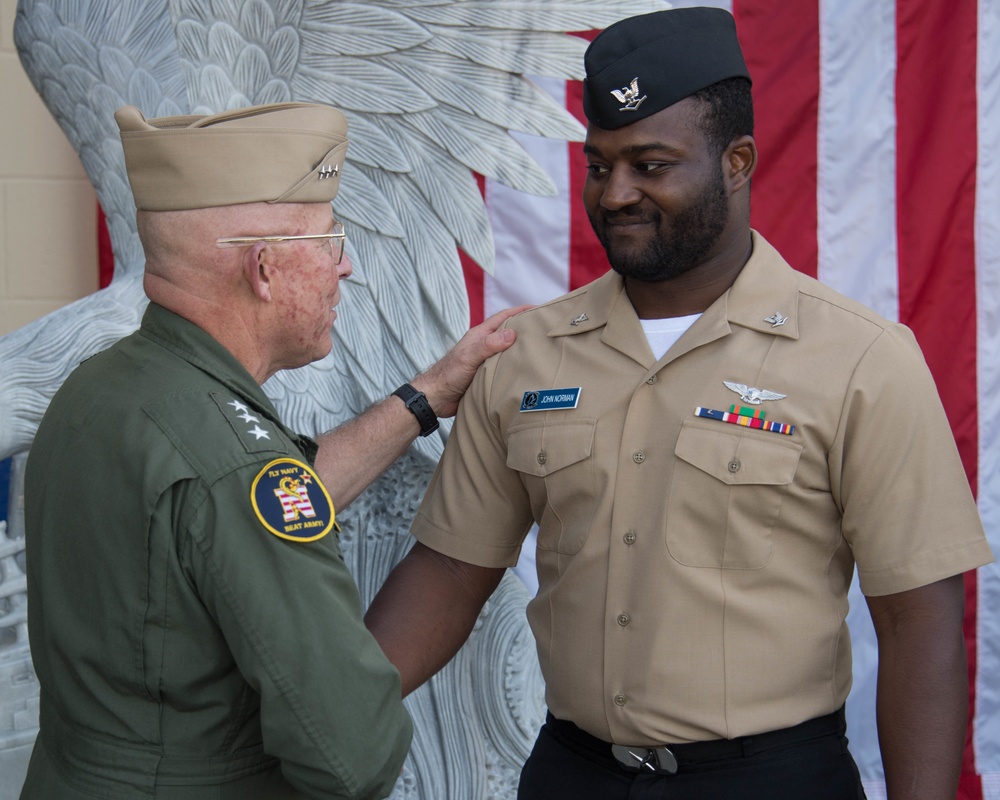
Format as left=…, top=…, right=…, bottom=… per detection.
left=608, top=256, right=662, bottom=282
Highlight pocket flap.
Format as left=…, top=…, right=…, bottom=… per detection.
left=507, top=420, right=596, bottom=478
left=674, top=423, right=801, bottom=486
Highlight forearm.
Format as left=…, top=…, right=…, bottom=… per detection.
left=365, top=542, right=505, bottom=696
left=869, top=574, right=968, bottom=799
left=313, top=391, right=422, bottom=510
left=313, top=306, right=524, bottom=510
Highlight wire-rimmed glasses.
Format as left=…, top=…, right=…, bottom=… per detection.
left=216, top=221, right=346, bottom=265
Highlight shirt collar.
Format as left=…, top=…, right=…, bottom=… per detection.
left=138, top=302, right=285, bottom=424
left=547, top=230, right=800, bottom=345
left=724, top=230, right=801, bottom=340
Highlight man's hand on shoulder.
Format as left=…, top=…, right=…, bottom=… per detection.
left=412, top=305, right=530, bottom=418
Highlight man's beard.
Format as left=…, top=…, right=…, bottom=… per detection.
left=589, top=169, right=729, bottom=283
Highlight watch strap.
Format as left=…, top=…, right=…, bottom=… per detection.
left=392, top=383, right=439, bottom=437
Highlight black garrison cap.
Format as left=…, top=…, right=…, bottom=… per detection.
left=583, top=6, right=751, bottom=130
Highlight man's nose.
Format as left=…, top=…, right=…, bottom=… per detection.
left=600, top=168, right=642, bottom=210
left=338, top=252, right=354, bottom=280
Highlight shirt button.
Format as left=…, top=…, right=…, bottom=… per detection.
left=537, top=451, right=547, bottom=465
left=728, top=458, right=741, bottom=473
left=623, top=530, right=636, bottom=545
left=614, top=694, right=627, bottom=707
left=633, top=451, right=645, bottom=464
left=646, top=374, right=658, bottom=385
left=617, top=613, right=631, bottom=627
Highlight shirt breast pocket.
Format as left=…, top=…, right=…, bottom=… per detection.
left=666, top=422, right=802, bottom=569
left=507, top=419, right=597, bottom=555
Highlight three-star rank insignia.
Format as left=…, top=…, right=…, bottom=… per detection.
left=251, top=458, right=337, bottom=543
left=213, top=393, right=277, bottom=453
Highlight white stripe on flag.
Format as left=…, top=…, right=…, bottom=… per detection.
left=817, top=0, right=899, bottom=322
left=485, top=76, right=572, bottom=317
left=976, top=0, right=1000, bottom=790
left=670, top=0, right=733, bottom=12
left=818, top=1, right=898, bottom=789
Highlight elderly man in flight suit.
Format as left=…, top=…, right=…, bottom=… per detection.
left=364, top=8, right=993, bottom=800
left=20, top=103, right=520, bottom=799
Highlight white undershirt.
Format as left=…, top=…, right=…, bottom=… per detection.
left=640, top=314, right=702, bottom=361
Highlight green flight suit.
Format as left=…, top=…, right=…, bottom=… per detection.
left=21, top=302, right=412, bottom=799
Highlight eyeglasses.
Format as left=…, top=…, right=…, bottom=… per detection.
left=216, top=222, right=346, bottom=265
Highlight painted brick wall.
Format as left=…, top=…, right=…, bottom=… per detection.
left=0, top=0, right=98, bottom=337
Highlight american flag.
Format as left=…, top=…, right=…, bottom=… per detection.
left=463, top=1, right=1000, bottom=797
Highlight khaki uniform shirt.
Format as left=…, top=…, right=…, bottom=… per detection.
left=412, top=232, right=992, bottom=746
left=22, top=303, right=411, bottom=799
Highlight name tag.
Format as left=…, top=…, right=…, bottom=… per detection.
left=520, top=387, right=581, bottom=412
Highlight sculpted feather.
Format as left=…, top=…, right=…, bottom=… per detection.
left=2, top=2, right=669, bottom=797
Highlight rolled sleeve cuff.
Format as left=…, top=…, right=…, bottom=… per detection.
left=411, top=512, right=524, bottom=569
left=858, top=537, right=994, bottom=597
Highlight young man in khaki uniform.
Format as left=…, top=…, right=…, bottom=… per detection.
left=365, top=8, right=993, bottom=799
left=20, top=103, right=520, bottom=799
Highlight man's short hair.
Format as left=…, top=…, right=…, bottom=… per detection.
left=690, top=77, right=755, bottom=158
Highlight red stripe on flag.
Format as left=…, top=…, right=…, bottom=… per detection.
left=461, top=173, right=488, bottom=326
left=895, top=2, right=981, bottom=796
left=97, top=205, right=113, bottom=290
left=733, top=0, right=820, bottom=278
left=567, top=31, right=610, bottom=292
left=895, top=0, right=979, bottom=488
left=460, top=248, right=485, bottom=328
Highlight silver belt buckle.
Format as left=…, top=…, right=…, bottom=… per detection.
left=611, top=743, right=679, bottom=774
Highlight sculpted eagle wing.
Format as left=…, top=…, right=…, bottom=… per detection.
left=3, top=2, right=670, bottom=797
left=1, top=0, right=187, bottom=460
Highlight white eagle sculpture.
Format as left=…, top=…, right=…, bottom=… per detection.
left=0, top=0, right=669, bottom=797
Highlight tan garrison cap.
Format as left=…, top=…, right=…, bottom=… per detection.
left=115, top=103, right=349, bottom=211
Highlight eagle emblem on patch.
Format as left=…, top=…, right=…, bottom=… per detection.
left=251, top=458, right=336, bottom=542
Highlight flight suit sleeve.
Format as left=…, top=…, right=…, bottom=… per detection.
left=179, top=463, right=412, bottom=800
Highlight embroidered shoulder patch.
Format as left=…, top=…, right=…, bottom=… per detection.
left=251, top=458, right=336, bottom=542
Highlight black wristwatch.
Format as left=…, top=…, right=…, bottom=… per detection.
left=392, top=383, right=439, bottom=437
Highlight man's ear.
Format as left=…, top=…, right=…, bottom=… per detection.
left=243, top=242, right=274, bottom=302
left=725, top=135, right=757, bottom=194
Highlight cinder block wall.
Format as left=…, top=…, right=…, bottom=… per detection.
left=1, top=0, right=98, bottom=337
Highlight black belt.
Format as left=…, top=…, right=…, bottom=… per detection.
left=545, top=706, right=846, bottom=775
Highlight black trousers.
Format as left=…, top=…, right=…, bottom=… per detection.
left=517, top=711, right=867, bottom=800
